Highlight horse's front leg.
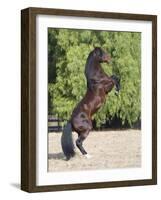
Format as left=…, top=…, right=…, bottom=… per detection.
left=110, top=75, right=121, bottom=94
left=103, top=78, right=115, bottom=93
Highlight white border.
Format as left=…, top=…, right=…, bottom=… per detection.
left=36, top=15, right=152, bottom=186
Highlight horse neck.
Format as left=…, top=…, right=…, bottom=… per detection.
left=85, top=54, right=100, bottom=72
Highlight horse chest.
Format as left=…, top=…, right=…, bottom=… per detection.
left=94, top=95, right=105, bottom=110
left=96, top=102, right=103, bottom=109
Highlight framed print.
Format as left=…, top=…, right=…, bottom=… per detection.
left=21, top=7, right=157, bottom=192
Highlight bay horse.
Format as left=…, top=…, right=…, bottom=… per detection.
left=61, top=47, right=120, bottom=160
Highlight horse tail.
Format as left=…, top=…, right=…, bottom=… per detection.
left=61, top=121, right=75, bottom=160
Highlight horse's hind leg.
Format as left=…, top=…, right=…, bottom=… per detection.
left=76, top=130, right=90, bottom=156
left=72, top=113, right=92, bottom=157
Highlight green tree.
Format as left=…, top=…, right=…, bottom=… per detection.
left=48, top=28, right=141, bottom=127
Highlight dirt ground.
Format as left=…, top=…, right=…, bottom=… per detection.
left=48, top=130, right=141, bottom=172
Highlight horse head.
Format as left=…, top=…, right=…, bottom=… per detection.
left=93, top=47, right=111, bottom=63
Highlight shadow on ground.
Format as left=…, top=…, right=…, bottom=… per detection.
left=48, top=152, right=64, bottom=160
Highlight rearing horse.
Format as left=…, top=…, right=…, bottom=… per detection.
left=61, top=47, right=120, bottom=160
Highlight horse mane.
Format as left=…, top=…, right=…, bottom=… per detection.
left=85, top=51, right=94, bottom=81
left=85, top=49, right=100, bottom=80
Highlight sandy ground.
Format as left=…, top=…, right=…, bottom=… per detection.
left=48, top=130, right=141, bottom=172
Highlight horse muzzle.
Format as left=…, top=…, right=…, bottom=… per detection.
left=102, top=54, right=111, bottom=63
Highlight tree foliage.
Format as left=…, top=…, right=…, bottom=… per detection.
left=48, top=28, right=141, bottom=127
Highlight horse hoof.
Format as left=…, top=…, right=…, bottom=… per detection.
left=84, top=154, right=92, bottom=159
